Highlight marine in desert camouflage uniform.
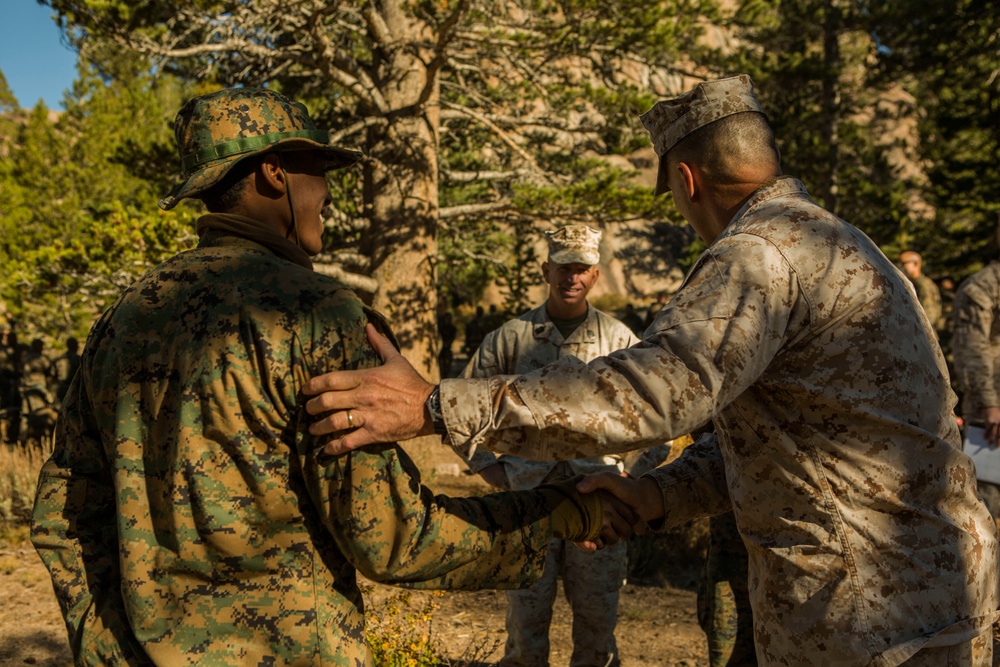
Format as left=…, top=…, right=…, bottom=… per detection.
left=30, top=88, right=624, bottom=667
left=952, top=252, right=1000, bottom=520
left=464, top=225, right=669, bottom=667
left=303, top=76, right=1000, bottom=666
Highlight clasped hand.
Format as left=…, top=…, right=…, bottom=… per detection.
left=576, top=472, right=664, bottom=551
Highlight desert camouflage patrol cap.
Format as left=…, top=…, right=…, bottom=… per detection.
left=158, top=87, right=363, bottom=210
left=640, top=74, right=764, bottom=195
left=546, top=225, right=602, bottom=265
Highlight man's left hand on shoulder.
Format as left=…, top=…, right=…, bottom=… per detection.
left=304, top=323, right=434, bottom=453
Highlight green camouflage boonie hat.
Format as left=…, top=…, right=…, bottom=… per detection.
left=546, top=225, right=602, bottom=265
left=640, top=74, right=764, bottom=196
left=158, top=87, right=363, bottom=210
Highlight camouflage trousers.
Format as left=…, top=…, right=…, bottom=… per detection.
left=697, top=512, right=757, bottom=667
left=500, top=538, right=626, bottom=667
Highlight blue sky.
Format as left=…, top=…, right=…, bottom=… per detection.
left=0, top=2, right=79, bottom=110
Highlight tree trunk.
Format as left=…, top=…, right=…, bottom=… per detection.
left=821, top=0, right=842, bottom=215
left=362, top=4, right=441, bottom=381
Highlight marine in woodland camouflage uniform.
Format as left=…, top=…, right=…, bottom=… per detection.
left=30, top=88, right=614, bottom=667
left=952, top=256, right=1000, bottom=519
left=900, top=251, right=944, bottom=334
left=697, top=509, right=756, bottom=667
left=464, top=225, right=669, bottom=667
left=304, top=76, right=1000, bottom=666
left=684, top=422, right=756, bottom=667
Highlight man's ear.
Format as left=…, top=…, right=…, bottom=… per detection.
left=678, top=162, right=698, bottom=201
left=541, top=261, right=551, bottom=284
left=257, top=153, right=288, bottom=195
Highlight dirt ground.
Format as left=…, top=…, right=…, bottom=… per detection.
left=0, top=441, right=711, bottom=667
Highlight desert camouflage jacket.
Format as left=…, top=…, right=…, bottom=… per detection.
left=462, top=303, right=668, bottom=487
left=31, top=216, right=571, bottom=667
left=952, top=261, right=1000, bottom=420
left=440, top=177, right=999, bottom=666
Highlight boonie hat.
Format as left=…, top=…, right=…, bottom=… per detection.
left=159, top=87, right=362, bottom=210
left=546, top=225, right=602, bottom=265
left=640, top=75, right=764, bottom=195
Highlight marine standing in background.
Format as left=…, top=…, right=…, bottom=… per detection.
left=952, top=239, right=1000, bottom=520
left=31, top=87, right=626, bottom=666
left=437, top=310, right=457, bottom=378
left=464, top=225, right=669, bottom=667
left=304, top=75, right=1000, bottom=666
left=19, top=338, right=53, bottom=414
left=0, top=321, right=21, bottom=440
left=900, top=250, right=943, bottom=334
left=50, top=336, right=80, bottom=406
left=463, top=305, right=487, bottom=358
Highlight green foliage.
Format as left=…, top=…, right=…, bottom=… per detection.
left=863, top=0, right=1000, bottom=281
left=40, top=0, right=722, bottom=312
left=0, top=58, right=197, bottom=343
left=21, top=0, right=1000, bottom=339
left=363, top=587, right=443, bottom=667
left=494, top=219, right=544, bottom=315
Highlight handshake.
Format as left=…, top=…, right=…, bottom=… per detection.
left=541, top=472, right=666, bottom=551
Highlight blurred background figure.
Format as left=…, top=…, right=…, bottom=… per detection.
left=899, top=250, right=943, bottom=335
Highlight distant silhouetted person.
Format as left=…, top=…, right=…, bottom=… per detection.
left=437, top=311, right=457, bottom=378
left=51, top=337, right=80, bottom=405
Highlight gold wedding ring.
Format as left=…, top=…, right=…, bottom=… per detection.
left=347, top=410, right=354, bottom=428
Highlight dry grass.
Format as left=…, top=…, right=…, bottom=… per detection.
left=0, top=440, right=52, bottom=524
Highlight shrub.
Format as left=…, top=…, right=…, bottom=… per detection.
left=0, top=441, right=51, bottom=524
left=364, top=586, right=443, bottom=667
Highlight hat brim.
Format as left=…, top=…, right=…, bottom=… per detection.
left=158, top=137, right=362, bottom=210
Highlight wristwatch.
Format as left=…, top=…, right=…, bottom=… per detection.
left=425, top=385, right=448, bottom=434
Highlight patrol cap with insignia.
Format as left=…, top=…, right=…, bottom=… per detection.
left=545, top=225, right=602, bottom=265
left=159, top=87, right=363, bottom=210
left=640, top=74, right=764, bottom=196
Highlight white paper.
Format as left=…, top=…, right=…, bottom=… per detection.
left=963, top=425, right=1000, bottom=485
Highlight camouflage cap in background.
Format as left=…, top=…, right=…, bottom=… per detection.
left=640, top=74, right=764, bottom=195
left=545, top=225, right=602, bottom=265
left=158, top=87, right=363, bottom=210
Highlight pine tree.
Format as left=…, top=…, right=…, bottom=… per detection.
left=0, top=59, right=196, bottom=343
left=41, top=0, right=718, bottom=376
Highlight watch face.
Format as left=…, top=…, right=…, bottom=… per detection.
left=426, top=388, right=442, bottom=418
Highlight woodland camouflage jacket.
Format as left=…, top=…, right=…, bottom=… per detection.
left=31, top=221, right=569, bottom=666
left=440, top=177, right=1000, bottom=666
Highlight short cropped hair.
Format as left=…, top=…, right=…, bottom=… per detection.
left=198, top=155, right=266, bottom=213
left=667, top=112, right=779, bottom=185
